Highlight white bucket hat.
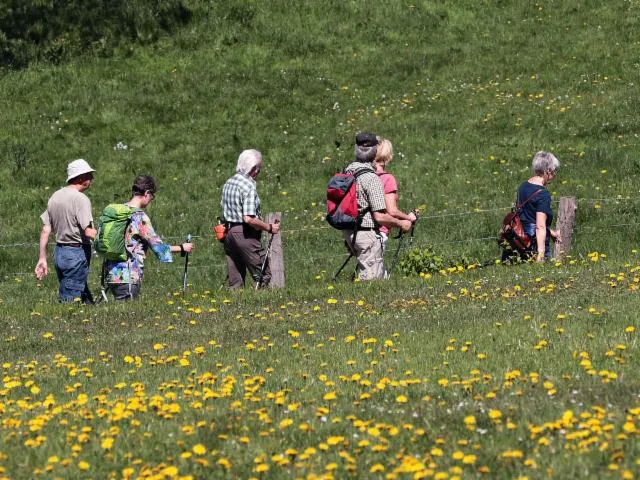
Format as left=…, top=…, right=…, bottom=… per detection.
left=66, top=159, right=95, bottom=182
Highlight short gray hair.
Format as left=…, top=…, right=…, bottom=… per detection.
left=236, top=149, right=262, bottom=175
left=355, top=144, right=377, bottom=163
left=532, top=151, right=560, bottom=175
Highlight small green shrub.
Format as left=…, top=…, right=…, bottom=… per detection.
left=397, top=245, right=478, bottom=277
left=0, top=0, right=193, bottom=69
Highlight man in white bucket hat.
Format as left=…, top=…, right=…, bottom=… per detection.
left=35, top=159, right=97, bottom=303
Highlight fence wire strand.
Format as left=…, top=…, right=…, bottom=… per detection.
left=2, top=196, right=639, bottom=278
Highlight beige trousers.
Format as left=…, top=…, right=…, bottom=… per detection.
left=343, top=230, right=385, bottom=281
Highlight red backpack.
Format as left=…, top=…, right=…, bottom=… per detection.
left=326, top=168, right=370, bottom=230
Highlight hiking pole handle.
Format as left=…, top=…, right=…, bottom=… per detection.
left=410, top=209, right=420, bottom=236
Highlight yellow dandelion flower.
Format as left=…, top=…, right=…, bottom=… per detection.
left=463, top=454, right=476, bottom=464
left=279, top=418, right=294, bottom=429
left=101, top=438, right=114, bottom=450
left=324, top=391, right=337, bottom=401
left=192, top=444, right=207, bottom=455
left=162, top=466, right=178, bottom=476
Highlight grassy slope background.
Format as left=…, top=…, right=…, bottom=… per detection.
left=1, top=1, right=640, bottom=478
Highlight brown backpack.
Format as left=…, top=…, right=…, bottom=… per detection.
left=498, top=189, right=542, bottom=253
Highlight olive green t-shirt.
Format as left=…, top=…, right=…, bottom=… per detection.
left=41, top=186, right=93, bottom=244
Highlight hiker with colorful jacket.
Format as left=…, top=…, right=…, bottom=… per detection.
left=35, top=159, right=97, bottom=303
left=101, top=175, right=194, bottom=300
left=344, top=133, right=412, bottom=281
left=373, top=137, right=418, bottom=254
left=513, top=151, right=562, bottom=262
left=220, top=149, right=280, bottom=289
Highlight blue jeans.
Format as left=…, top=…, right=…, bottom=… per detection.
left=54, top=245, right=93, bottom=303
left=523, top=223, right=551, bottom=259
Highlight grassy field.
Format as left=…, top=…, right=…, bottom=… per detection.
left=1, top=0, right=640, bottom=478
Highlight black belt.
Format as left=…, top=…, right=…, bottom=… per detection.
left=225, top=222, right=243, bottom=228
left=357, top=227, right=377, bottom=231
left=56, top=243, right=85, bottom=248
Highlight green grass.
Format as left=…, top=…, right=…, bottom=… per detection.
left=1, top=0, right=640, bottom=478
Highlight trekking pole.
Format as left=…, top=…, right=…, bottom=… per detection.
left=256, top=220, right=278, bottom=289
left=182, top=234, right=191, bottom=292
left=100, top=260, right=109, bottom=303
left=408, top=209, right=420, bottom=249
left=333, top=252, right=354, bottom=280
left=388, top=233, right=405, bottom=275
left=389, top=209, right=420, bottom=276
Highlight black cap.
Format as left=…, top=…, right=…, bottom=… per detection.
left=355, top=132, right=378, bottom=148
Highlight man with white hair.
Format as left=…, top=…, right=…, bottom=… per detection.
left=35, top=159, right=97, bottom=302
left=220, top=149, right=280, bottom=289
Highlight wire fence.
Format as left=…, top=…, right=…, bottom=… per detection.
left=2, top=195, right=639, bottom=278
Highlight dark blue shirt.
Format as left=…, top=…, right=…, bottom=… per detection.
left=517, top=181, right=553, bottom=226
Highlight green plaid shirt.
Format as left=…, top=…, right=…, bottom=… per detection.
left=221, top=172, right=261, bottom=223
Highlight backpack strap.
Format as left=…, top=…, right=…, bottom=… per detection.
left=122, top=207, right=144, bottom=259
left=352, top=167, right=372, bottom=178
left=515, top=188, right=543, bottom=212
left=352, top=167, right=375, bottom=219
left=348, top=167, right=376, bottom=247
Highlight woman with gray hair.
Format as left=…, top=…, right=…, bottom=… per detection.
left=507, top=151, right=562, bottom=262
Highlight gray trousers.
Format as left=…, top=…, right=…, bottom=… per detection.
left=223, top=225, right=270, bottom=289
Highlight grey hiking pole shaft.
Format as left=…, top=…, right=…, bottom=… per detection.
left=389, top=209, right=420, bottom=276
left=333, top=253, right=354, bottom=280
left=182, top=234, right=191, bottom=292
left=257, top=220, right=278, bottom=289
left=388, top=233, right=405, bottom=275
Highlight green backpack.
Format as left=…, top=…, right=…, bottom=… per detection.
left=95, top=204, right=141, bottom=261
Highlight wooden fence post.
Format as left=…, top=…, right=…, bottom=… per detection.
left=554, top=196, right=577, bottom=261
left=266, top=212, right=285, bottom=288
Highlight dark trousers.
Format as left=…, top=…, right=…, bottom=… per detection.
left=223, top=225, right=270, bottom=289
left=108, top=283, right=141, bottom=301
